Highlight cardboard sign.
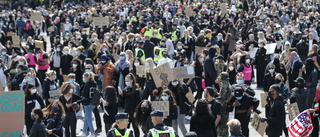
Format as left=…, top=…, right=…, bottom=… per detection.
left=228, top=39, right=236, bottom=52
left=93, top=17, right=109, bottom=26
left=150, top=62, right=175, bottom=87
left=186, top=87, right=195, bottom=102
left=172, top=66, right=195, bottom=79
left=30, top=12, right=42, bottom=21
left=35, top=40, right=43, bottom=50
left=63, top=75, right=68, bottom=82
left=151, top=101, right=169, bottom=116
left=220, top=3, right=227, bottom=15
left=266, top=43, right=277, bottom=55
left=184, top=6, right=193, bottom=17
left=12, top=36, right=20, bottom=47
left=287, top=103, right=300, bottom=121
left=47, top=26, right=54, bottom=32
left=260, top=92, right=267, bottom=108
left=251, top=112, right=267, bottom=136
left=136, top=65, right=146, bottom=76
left=112, top=53, right=120, bottom=61
left=0, top=90, right=25, bottom=137
left=6, top=31, right=14, bottom=37
left=248, top=47, right=259, bottom=58
left=195, top=46, right=206, bottom=54
left=49, top=90, right=60, bottom=99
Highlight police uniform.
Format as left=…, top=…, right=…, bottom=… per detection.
left=106, top=113, right=134, bottom=137
left=154, top=40, right=167, bottom=62
left=147, top=110, right=178, bottom=137
left=135, top=41, right=146, bottom=62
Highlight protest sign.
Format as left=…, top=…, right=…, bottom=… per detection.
left=35, top=40, right=43, bottom=50
left=150, top=62, right=175, bottom=87
left=6, top=31, right=13, bottom=37
left=151, top=101, right=169, bottom=116
left=260, top=92, right=267, bottom=108
left=251, top=112, right=267, bottom=136
left=248, top=48, right=258, bottom=58
left=93, top=17, right=109, bottom=26
left=30, top=12, right=42, bottom=21
left=49, top=90, right=61, bottom=99
left=195, top=46, right=206, bottom=54
left=112, top=53, right=119, bottom=61
left=228, top=39, right=236, bottom=52
left=266, top=43, right=277, bottom=55
left=172, top=66, right=195, bottom=79
left=47, top=26, right=54, bottom=32
left=12, top=36, right=20, bottom=47
left=186, top=87, right=195, bottom=102
left=220, top=3, right=227, bottom=15
left=0, top=90, right=25, bottom=137
left=136, top=65, right=146, bottom=77
left=63, top=75, right=68, bottom=82
left=184, top=6, right=193, bottom=17
left=287, top=103, right=300, bottom=121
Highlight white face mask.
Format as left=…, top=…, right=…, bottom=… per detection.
left=229, top=66, right=234, bottom=71
left=246, top=59, right=251, bottom=64
left=134, top=63, right=140, bottom=66
left=69, top=89, right=73, bottom=93
left=72, top=64, right=78, bottom=68
left=31, top=89, right=37, bottom=94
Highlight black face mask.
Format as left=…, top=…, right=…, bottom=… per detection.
left=274, top=58, right=280, bottom=64
left=296, top=83, right=303, bottom=88
left=163, top=54, right=168, bottom=58
left=275, top=79, right=282, bottom=84
left=141, top=107, right=148, bottom=113
left=268, top=92, right=274, bottom=98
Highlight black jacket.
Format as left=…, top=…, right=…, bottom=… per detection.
left=59, top=94, right=86, bottom=112
left=81, top=81, right=97, bottom=105
left=25, top=94, right=45, bottom=116
left=42, top=78, right=57, bottom=102
left=168, top=84, right=189, bottom=114
left=266, top=96, right=285, bottom=136
left=60, top=54, right=73, bottom=74
left=29, top=119, right=47, bottom=137
left=143, top=40, right=155, bottom=59
left=204, top=48, right=217, bottom=86
left=11, top=71, right=26, bottom=90
left=190, top=113, right=216, bottom=137
left=263, top=73, right=276, bottom=92
left=123, top=87, right=141, bottom=113
left=44, top=115, right=65, bottom=137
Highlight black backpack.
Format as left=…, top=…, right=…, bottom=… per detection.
left=89, top=87, right=101, bottom=106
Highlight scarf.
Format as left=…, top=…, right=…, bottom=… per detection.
left=115, top=52, right=130, bottom=72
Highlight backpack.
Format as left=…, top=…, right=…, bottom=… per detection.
left=89, top=87, right=101, bottom=106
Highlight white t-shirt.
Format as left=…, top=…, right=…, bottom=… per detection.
left=166, top=39, right=175, bottom=55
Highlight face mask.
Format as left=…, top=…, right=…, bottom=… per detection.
left=268, top=92, right=274, bottom=97
left=75, top=51, right=79, bottom=55
left=82, top=78, right=86, bottom=83
left=69, top=79, right=75, bottom=83
left=54, top=76, right=57, bottom=80
left=184, top=64, right=188, bottom=66
left=120, top=56, right=125, bottom=60
left=31, top=89, right=37, bottom=94
left=235, top=96, right=243, bottom=100
left=103, top=48, right=108, bottom=52
left=245, top=59, right=250, bottom=64
left=229, top=66, right=234, bottom=71
left=171, top=82, right=179, bottom=86
left=19, top=61, right=24, bottom=65
left=269, top=68, right=274, bottom=72
left=64, top=51, right=69, bottom=54
left=69, top=89, right=73, bottom=93
left=51, top=107, right=59, bottom=113
left=72, top=64, right=78, bottom=68
left=15, top=68, right=19, bottom=73
left=101, top=61, right=106, bottom=64
left=1, top=51, right=6, bottom=55
left=105, top=36, right=109, bottom=39
left=275, top=79, right=281, bottom=84
left=68, top=45, right=72, bottom=48
left=56, top=48, right=61, bottom=52
left=217, top=36, right=222, bottom=40
left=134, top=63, right=139, bottom=66
left=236, top=80, right=244, bottom=85
left=65, top=37, right=70, bottom=39
left=162, top=96, right=169, bottom=101
left=163, top=54, right=168, bottom=58
left=141, top=107, right=148, bottom=113
left=200, top=58, right=204, bottom=62
left=31, top=114, right=35, bottom=120
left=12, top=54, right=17, bottom=56
left=125, top=82, right=131, bottom=87
left=178, top=46, right=182, bottom=50
left=28, top=77, right=35, bottom=82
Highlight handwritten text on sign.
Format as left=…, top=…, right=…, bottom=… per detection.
left=150, top=63, right=175, bottom=87
left=0, top=91, right=25, bottom=137
left=251, top=112, right=267, bottom=136
left=151, top=101, right=169, bottom=116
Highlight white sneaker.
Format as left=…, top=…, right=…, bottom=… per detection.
left=76, top=132, right=86, bottom=137
left=87, top=133, right=95, bottom=137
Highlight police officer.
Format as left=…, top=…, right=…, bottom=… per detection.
left=230, top=87, right=259, bottom=137
left=142, top=22, right=154, bottom=37
left=154, top=22, right=163, bottom=39
left=147, top=110, right=178, bottom=137
left=171, top=23, right=180, bottom=45
left=106, top=113, right=134, bottom=137
left=135, top=41, right=146, bottom=62
left=127, top=12, right=137, bottom=22
left=154, top=40, right=167, bottom=63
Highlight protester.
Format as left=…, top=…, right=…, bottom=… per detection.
left=227, top=119, right=245, bottom=137
left=28, top=108, right=47, bottom=137
left=101, top=86, right=118, bottom=133
left=43, top=100, right=66, bottom=137
left=134, top=100, right=153, bottom=136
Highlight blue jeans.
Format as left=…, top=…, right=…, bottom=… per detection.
left=83, top=104, right=95, bottom=134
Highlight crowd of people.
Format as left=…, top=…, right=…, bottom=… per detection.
left=1, top=0, right=320, bottom=137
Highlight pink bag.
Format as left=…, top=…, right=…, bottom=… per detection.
left=202, top=79, right=206, bottom=89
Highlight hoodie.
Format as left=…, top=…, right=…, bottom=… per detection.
left=204, top=47, right=217, bottom=86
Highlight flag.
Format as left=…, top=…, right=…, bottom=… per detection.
left=287, top=110, right=314, bottom=137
